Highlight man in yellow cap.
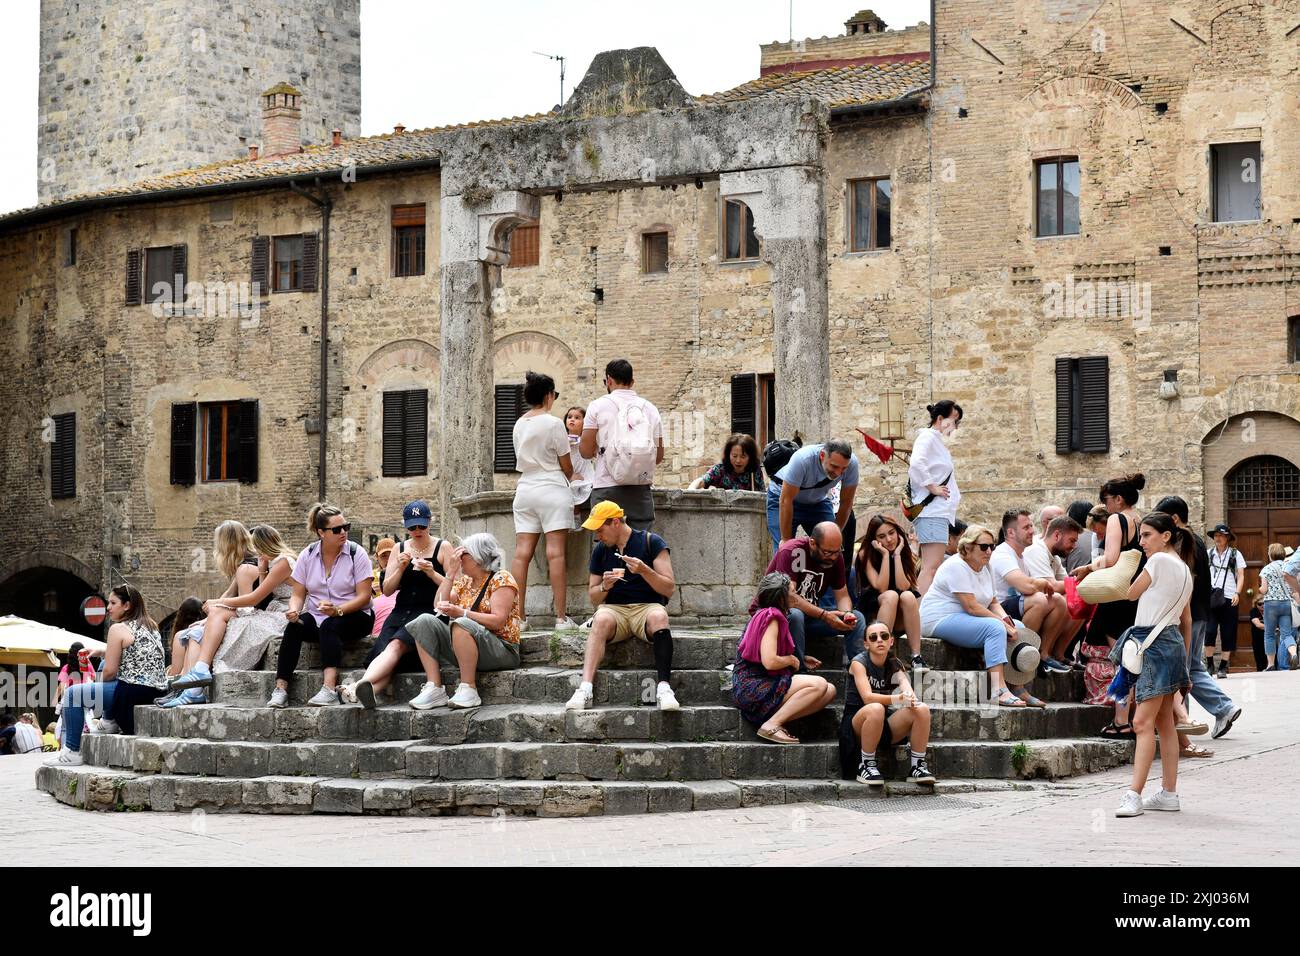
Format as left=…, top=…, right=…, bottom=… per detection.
left=566, top=500, right=679, bottom=711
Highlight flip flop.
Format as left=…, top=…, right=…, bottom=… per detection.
left=996, top=689, right=1026, bottom=708
left=1179, top=744, right=1214, bottom=758
left=757, top=726, right=800, bottom=744
left=1017, top=692, right=1047, bottom=709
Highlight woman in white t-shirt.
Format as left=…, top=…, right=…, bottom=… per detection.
left=919, top=524, right=1026, bottom=708
left=510, top=372, right=577, bottom=630
left=1113, top=512, right=1196, bottom=818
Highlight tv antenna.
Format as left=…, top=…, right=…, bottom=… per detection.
left=533, top=51, right=567, bottom=108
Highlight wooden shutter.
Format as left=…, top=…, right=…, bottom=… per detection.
left=51, top=413, right=76, bottom=499
left=170, top=402, right=197, bottom=486
left=382, top=391, right=407, bottom=477
left=301, top=232, right=320, bottom=292
left=493, top=384, right=525, bottom=471
left=250, top=236, right=269, bottom=292
left=237, top=399, right=259, bottom=483
left=1055, top=357, right=1073, bottom=454
left=171, top=243, right=188, bottom=293
left=404, top=389, right=428, bottom=475
left=508, top=224, right=539, bottom=268
left=391, top=204, right=426, bottom=227
left=731, top=373, right=757, bottom=438
left=1079, top=356, right=1110, bottom=453
left=125, top=248, right=142, bottom=305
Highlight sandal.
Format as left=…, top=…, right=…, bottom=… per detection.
left=996, top=689, right=1026, bottom=708
left=1175, top=720, right=1208, bottom=735
left=757, top=725, right=800, bottom=745
left=1016, top=691, right=1047, bottom=709
left=1099, top=722, right=1136, bottom=740
left=1179, top=744, right=1214, bottom=758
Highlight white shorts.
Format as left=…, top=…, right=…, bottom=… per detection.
left=513, top=477, right=575, bottom=534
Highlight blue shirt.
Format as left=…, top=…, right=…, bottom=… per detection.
left=773, top=444, right=859, bottom=505
left=1283, top=551, right=1300, bottom=581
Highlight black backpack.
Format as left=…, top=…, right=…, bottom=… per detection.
left=762, top=435, right=803, bottom=480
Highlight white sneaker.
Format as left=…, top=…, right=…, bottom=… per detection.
left=409, top=682, right=449, bottom=710
left=555, top=617, right=580, bottom=630
left=1142, top=789, right=1181, bottom=812
left=95, top=718, right=121, bottom=735
left=268, top=687, right=289, bottom=709
left=338, top=683, right=358, bottom=705
left=565, top=685, right=593, bottom=711
left=447, top=683, right=481, bottom=709
left=45, top=748, right=82, bottom=766
left=579, top=618, right=593, bottom=630
left=1115, top=789, right=1144, bottom=817
left=656, top=683, right=680, bottom=712
left=306, top=686, right=340, bottom=707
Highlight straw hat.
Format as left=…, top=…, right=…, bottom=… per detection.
left=1003, top=626, right=1042, bottom=685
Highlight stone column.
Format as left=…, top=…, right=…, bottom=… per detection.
left=719, top=167, right=830, bottom=441
left=438, top=190, right=540, bottom=533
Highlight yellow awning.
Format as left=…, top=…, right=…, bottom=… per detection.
left=0, top=615, right=107, bottom=669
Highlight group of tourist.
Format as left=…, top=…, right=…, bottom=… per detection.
left=38, top=363, right=1294, bottom=820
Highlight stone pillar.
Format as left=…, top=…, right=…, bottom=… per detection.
left=719, top=167, right=830, bottom=441
left=438, top=190, right=541, bottom=533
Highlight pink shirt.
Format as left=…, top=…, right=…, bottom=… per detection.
left=292, top=540, right=373, bottom=624
left=737, top=607, right=796, bottom=676
left=371, top=592, right=397, bottom=636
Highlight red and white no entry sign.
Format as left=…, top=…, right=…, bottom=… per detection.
left=81, top=595, right=107, bottom=625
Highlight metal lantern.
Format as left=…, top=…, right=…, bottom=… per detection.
left=880, top=390, right=904, bottom=442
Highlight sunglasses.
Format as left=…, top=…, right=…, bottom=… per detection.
left=866, top=633, right=892, bottom=643
left=408, top=525, right=428, bottom=532
left=975, top=542, right=994, bottom=552
left=323, top=523, right=352, bottom=535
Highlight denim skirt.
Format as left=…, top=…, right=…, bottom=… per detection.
left=913, top=516, right=950, bottom=545
left=1111, top=624, right=1189, bottom=703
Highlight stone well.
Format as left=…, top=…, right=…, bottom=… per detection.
left=452, top=488, right=771, bottom=623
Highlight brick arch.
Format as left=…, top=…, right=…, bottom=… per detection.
left=1200, top=411, right=1300, bottom=524
left=1188, top=373, right=1300, bottom=444
left=1024, top=72, right=1145, bottom=111
left=492, top=331, right=581, bottom=385
left=0, top=550, right=98, bottom=591
left=356, top=338, right=441, bottom=387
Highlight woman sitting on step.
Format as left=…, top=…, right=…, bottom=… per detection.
left=267, top=504, right=375, bottom=709
left=854, top=512, right=924, bottom=669
left=840, top=620, right=935, bottom=787
left=46, top=585, right=168, bottom=767
left=731, top=572, right=835, bottom=745
left=396, top=533, right=523, bottom=711
left=341, top=501, right=451, bottom=708
left=206, top=525, right=298, bottom=673
left=918, top=524, right=1026, bottom=708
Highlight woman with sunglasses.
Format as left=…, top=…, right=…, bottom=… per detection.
left=509, top=371, right=578, bottom=631
left=840, top=620, right=935, bottom=786
left=919, top=524, right=1025, bottom=707
left=268, top=503, right=374, bottom=708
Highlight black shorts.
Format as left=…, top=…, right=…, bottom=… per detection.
left=837, top=701, right=898, bottom=778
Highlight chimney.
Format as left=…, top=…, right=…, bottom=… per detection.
left=248, top=144, right=259, bottom=160
left=845, top=9, right=888, bottom=35
left=261, top=82, right=303, bottom=157
left=393, top=123, right=406, bottom=135
left=331, top=128, right=342, bottom=147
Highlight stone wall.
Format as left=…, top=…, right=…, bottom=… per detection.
left=760, top=22, right=931, bottom=72
left=38, top=0, right=361, bottom=201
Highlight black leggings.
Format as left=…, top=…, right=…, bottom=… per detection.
left=276, top=609, right=374, bottom=680
left=1206, top=602, right=1239, bottom=654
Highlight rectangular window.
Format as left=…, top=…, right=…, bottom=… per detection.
left=201, top=402, right=240, bottom=482
left=144, top=245, right=186, bottom=304
left=1212, top=142, right=1262, bottom=223
left=730, top=373, right=777, bottom=448
left=381, top=389, right=429, bottom=477
left=392, top=205, right=426, bottom=277
left=192, top=400, right=259, bottom=483
left=642, top=231, right=668, bottom=274
left=507, top=223, right=539, bottom=268
left=493, top=384, right=526, bottom=472
left=1289, top=316, right=1300, bottom=364
left=1055, top=356, right=1109, bottom=453
left=273, top=235, right=304, bottom=292
left=1035, top=158, right=1080, bottom=237
left=50, top=412, right=75, bottom=500
left=65, top=228, right=77, bottom=267
left=723, top=199, right=760, bottom=261
left=849, top=178, right=892, bottom=251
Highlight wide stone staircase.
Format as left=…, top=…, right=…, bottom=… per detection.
left=36, top=627, right=1133, bottom=817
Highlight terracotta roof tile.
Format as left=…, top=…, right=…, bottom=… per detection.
left=698, top=60, right=930, bottom=109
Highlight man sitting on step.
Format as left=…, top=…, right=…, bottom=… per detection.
left=566, top=501, right=680, bottom=712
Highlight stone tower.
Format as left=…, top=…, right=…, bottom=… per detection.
left=37, top=0, right=361, bottom=202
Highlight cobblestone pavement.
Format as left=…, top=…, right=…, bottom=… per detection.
left=4, top=672, right=1294, bottom=866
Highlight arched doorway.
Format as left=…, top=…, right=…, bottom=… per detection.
left=0, top=567, right=99, bottom=640
left=1224, top=455, right=1300, bottom=668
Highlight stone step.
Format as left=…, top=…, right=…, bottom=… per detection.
left=133, top=697, right=1110, bottom=745
left=81, top=732, right=1130, bottom=783
left=38, top=764, right=974, bottom=817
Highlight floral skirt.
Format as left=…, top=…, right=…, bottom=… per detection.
left=730, top=657, right=792, bottom=726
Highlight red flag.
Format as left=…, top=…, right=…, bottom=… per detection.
left=855, top=428, right=894, bottom=464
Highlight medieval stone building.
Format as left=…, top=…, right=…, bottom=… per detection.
left=2, top=2, right=1297, bottom=655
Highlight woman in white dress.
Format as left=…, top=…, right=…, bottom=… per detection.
left=209, top=524, right=298, bottom=674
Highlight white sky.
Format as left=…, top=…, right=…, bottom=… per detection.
left=0, top=0, right=929, bottom=216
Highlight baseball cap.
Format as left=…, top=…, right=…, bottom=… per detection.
left=402, top=500, right=431, bottom=529
left=581, top=500, right=626, bottom=531
left=375, top=537, right=396, bottom=560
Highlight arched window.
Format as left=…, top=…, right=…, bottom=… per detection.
left=1225, top=455, right=1300, bottom=509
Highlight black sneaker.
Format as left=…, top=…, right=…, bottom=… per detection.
left=910, top=654, right=927, bottom=670
left=909, top=760, right=936, bottom=785
left=856, top=760, right=884, bottom=788
left=1216, top=662, right=1229, bottom=679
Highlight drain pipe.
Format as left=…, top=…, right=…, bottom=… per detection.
left=290, top=179, right=333, bottom=502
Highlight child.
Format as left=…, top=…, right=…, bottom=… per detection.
left=54, top=642, right=97, bottom=746
left=840, top=620, right=936, bottom=786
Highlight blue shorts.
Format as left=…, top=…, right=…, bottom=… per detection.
left=914, top=516, right=950, bottom=545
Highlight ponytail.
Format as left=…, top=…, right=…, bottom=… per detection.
left=1140, top=512, right=1196, bottom=570
left=307, top=503, right=343, bottom=536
